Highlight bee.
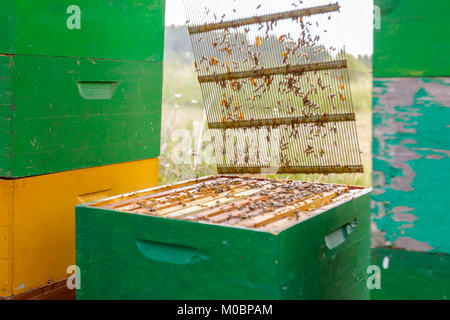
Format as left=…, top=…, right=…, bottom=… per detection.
left=225, top=61, right=231, bottom=73
left=304, top=145, right=314, bottom=155
left=319, top=149, right=325, bottom=157
left=256, top=36, right=262, bottom=47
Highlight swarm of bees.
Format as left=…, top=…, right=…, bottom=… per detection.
left=184, top=0, right=363, bottom=173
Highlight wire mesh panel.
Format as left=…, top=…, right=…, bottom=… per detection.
left=184, top=0, right=363, bottom=174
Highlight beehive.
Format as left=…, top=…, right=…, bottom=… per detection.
left=1, top=0, right=166, bottom=299
left=76, top=176, right=371, bottom=299
left=0, top=0, right=165, bottom=177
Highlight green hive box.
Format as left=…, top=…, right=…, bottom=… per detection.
left=76, top=178, right=372, bottom=300
left=0, top=0, right=166, bottom=177
left=0, top=0, right=165, bottom=61
left=373, top=0, right=450, bottom=77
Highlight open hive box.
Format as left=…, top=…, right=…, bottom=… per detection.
left=76, top=176, right=371, bottom=300
left=90, top=176, right=366, bottom=233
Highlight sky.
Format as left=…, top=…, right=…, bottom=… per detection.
left=165, top=0, right=374, bottom=56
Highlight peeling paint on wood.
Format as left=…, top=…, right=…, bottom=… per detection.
left=372, top=0, right=450, bottom=300
left=390, top=206, right=418, bottom=223
left=372, top=77, right=450, bottom=254
left=393, top=237, right=434, bottom=252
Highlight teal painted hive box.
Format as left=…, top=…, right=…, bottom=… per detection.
left=371, top=0, right=450, bottom=300
left=76, top=176, right=372, bottom=300
left=0, top=0, right=166, bottom=177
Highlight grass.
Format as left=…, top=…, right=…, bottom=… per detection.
left=159, top=57, right=372, bottom=187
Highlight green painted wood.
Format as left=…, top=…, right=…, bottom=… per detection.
left=279, top=192, right=371, bottom=299
left=0, top=1, right=16, bottom=55
left=372, top=78, right=450, bottom=254
left=371, top=248, right=450, bottom=300
left=372, top=0, right=450, bottom=301
left=0, top=0, right=166, bottom=62
left=0, top=55, right=162, bottom=178
left=75, top=191, right=371, bottom=300
left=373, top=0, right=450, bottom=77
left=0, top=55, right=14, bottom=176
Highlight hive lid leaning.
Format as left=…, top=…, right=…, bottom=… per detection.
left=183, top=0, right=363, bottom=174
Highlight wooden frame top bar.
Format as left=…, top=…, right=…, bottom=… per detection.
left=85, top=175, right=370, bottom=233
left=209, top=113, right=356, bottom=129
left=188, top=3, right=341, bottom=35
left=198, top=60, right=347, bottom=83
left=217, top=165, right=364, bottom=175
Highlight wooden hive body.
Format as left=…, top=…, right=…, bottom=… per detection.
left=76, top=176, right=371, bottom=299
left=0, top=0, right=165, bottom=177
left=0, top=159, right=159, bottom=299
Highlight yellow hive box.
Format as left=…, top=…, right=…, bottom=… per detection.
left=0, top=158, right=159, bottom=299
